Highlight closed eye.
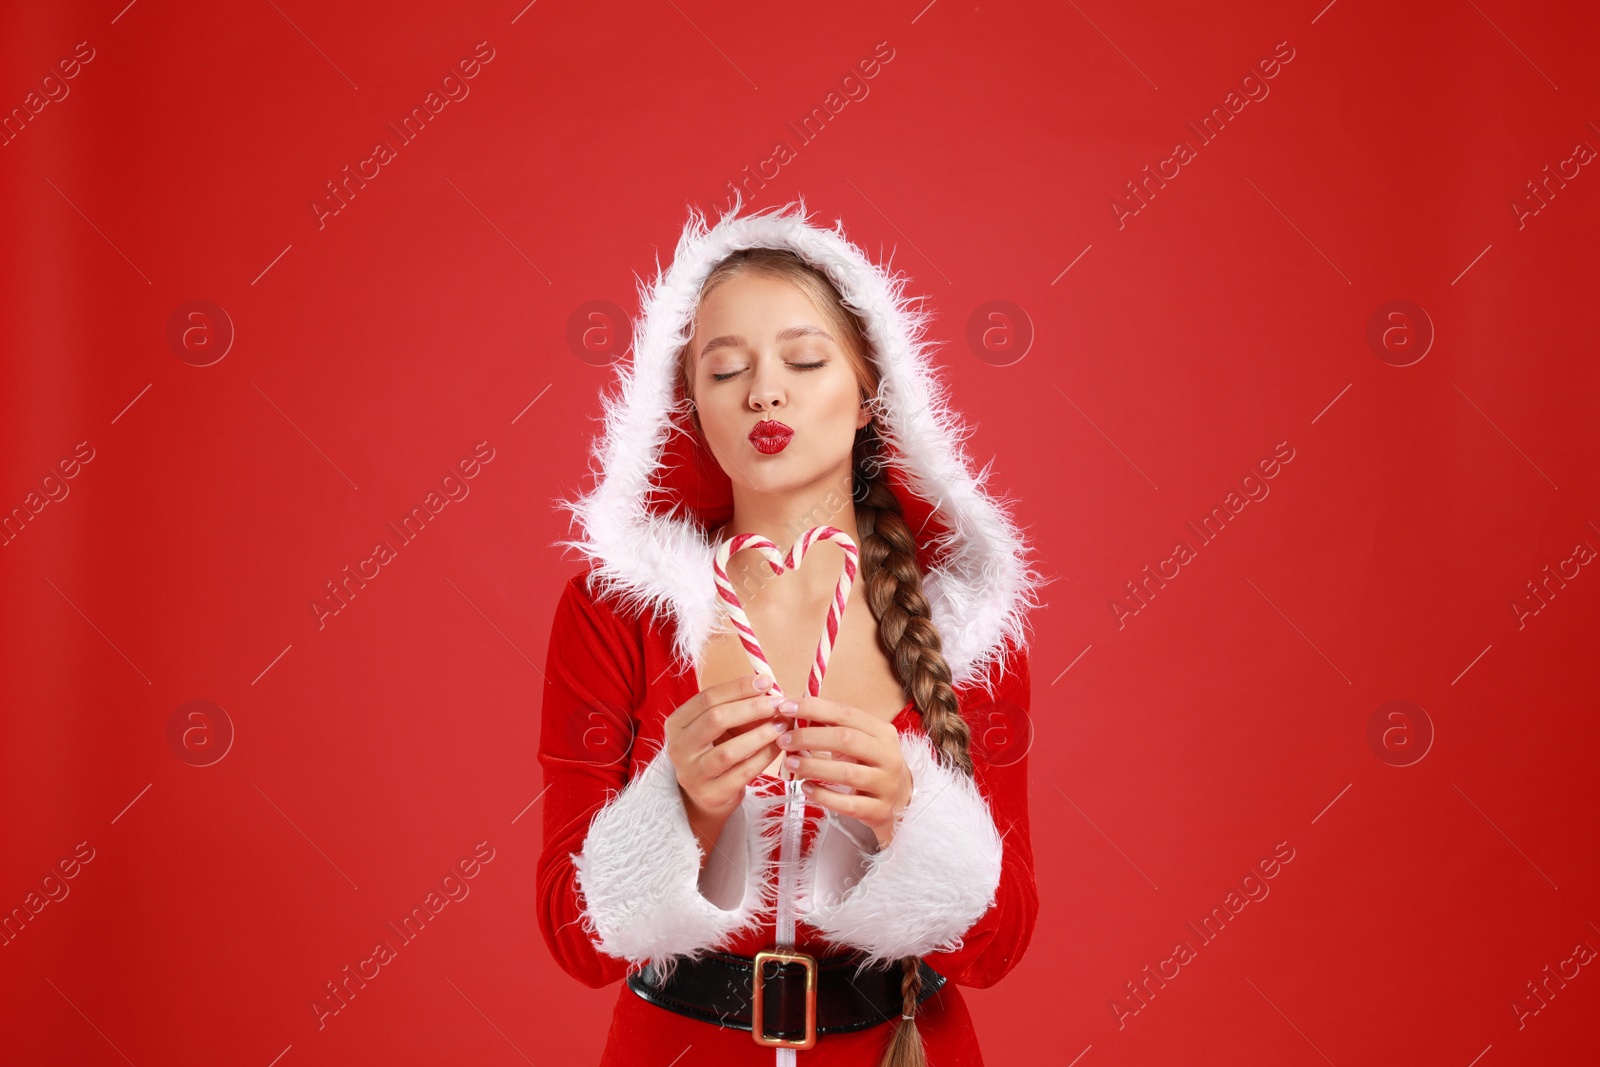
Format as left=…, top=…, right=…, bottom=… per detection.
left=710, top=361, right=827, bottom=382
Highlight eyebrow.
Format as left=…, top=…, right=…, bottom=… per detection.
left=698, top=324, right=834, bottom=358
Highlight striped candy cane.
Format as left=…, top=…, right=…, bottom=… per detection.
left=712, top=526, right=860, bottom=780
left=713, top=526, right=860, bottom=1063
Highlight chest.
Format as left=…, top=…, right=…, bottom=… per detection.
left=695, top=585, right=909, bottom=725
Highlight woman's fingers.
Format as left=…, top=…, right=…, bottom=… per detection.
left=719, top=736, right=783, bottom=788
left=779, top=724, right=872, bottom=762
left=792, top=694, right=893, bottom=739
left=783, top=754, right=873, bottom=791
left=675, top=673, right=787, bottom=750
left=708, top=716, right=787, bottom=777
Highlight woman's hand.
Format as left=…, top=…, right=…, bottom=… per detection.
left=664, top=672, right=796, bottom=836
left=778, top=695, right=914, bottom=850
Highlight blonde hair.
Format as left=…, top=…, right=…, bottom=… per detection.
left=676, top=247, right=975, bottom=1067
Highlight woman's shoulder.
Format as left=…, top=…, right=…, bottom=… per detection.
left=956, top=636, right=1031, bottom=703
left=552, top=565, right=661, bottom=645
left=558, top=564, right=631, bottom=615
left=544, top=566, right=656, bottom=712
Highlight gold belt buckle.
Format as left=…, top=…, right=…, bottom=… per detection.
left=751, top=948, right=817, bottom=1049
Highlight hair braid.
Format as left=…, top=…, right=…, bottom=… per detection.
left=854, top=423, right=974, bottom=1067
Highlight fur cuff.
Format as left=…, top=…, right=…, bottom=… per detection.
left=571, top=743, right=770, bottom=971
left=798, top=731, right=1004, bottom=967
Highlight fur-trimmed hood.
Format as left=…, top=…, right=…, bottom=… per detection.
left=553, top=195, right=1045, bottom=694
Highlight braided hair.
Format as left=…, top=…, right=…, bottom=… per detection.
left=679, top=247, right=975, bottom=1067
left=851, top=416, right=973, bottom=1067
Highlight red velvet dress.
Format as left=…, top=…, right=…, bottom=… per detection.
left=536, top=570, right=1038, bottom=1065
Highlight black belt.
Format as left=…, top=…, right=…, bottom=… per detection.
left=626, top=948, right=946, bottom=1050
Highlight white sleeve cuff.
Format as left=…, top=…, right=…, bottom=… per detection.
left=798, top=731, right=1004, bottom=966
left=798, top=808, right=879, bottom=915
left=571, top=743, right=769, bottom=968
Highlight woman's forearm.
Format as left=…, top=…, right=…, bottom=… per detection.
left=680, top=786, right=732, bottom=869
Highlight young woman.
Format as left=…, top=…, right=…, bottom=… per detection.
left=536, top=197, right=1045, bottom=1066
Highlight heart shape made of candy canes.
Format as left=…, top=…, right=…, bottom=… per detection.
left=713, top=526, right=859, bottom=783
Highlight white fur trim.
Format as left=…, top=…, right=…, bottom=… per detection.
left=570, top=742, right=777, bottom=977
left=552, top=195, right=1047, bottom=696
left=796, top=732, right=1004, bottom=968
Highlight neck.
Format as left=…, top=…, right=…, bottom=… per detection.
left=716, top=474, right=864, bottom=601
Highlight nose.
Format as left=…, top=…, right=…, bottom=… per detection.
left=748, top=361, right=785, bottom=411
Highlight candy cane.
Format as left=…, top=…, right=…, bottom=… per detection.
left=714, top=526, right=860, bottom=1064
left=712, top=526, right=859, bottom=781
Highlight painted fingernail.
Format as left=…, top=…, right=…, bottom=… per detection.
left=778, top=731, right=793, bottom=745
left=780, top=700, right=798, bottom=714
left=754, top=674, right=773, bottom=690
left=785, top=755, right=801, bottom=769
left=770, top=722, right=786, bottom=736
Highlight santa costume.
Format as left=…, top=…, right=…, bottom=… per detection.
left=535, top=197, right=1045, bottom=1065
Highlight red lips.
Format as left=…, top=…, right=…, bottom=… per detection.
left=748, top=419, right=793, bottom=455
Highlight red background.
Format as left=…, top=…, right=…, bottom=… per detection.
left=3, top=1, right=1598, bottom=1064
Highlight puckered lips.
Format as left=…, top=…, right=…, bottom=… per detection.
left=748, top=419, right=794, bottom=455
